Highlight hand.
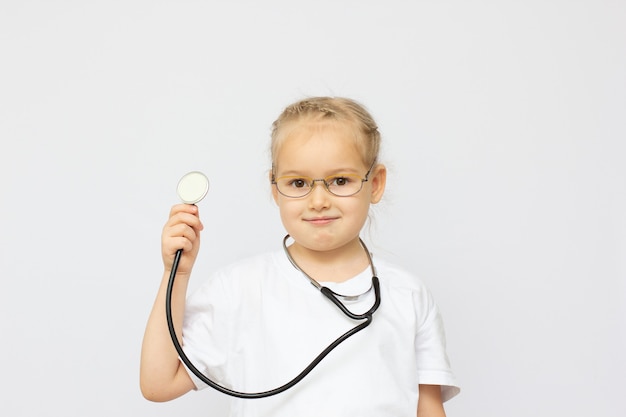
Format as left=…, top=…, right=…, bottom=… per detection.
left=161, top=204, right=204, bottom=276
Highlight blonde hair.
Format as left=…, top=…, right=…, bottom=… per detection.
left=270, top=97, right=381, bottom=167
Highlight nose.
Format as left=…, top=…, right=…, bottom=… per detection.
left=308, top=179, right=330, bottom=209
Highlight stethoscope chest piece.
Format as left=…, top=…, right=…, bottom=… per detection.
left=177, top=171, right=209, bottom=204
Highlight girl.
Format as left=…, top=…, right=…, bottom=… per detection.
left=140, top=97, right=460, bottom=416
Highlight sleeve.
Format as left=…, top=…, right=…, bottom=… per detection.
left=413, top=287, right=461, bottom=402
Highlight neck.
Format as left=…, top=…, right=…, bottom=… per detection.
left=283, top=236, right=372, bottom=283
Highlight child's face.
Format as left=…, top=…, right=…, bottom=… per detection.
left=271, top=121, right=386, bottom=255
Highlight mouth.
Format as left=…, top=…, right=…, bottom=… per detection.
left=304, top=216, right=338, bottom=226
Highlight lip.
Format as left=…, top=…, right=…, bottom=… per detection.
left=304, top=216, right=338, bottom=225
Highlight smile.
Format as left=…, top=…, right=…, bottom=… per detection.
left=304, top=216, right=338, bottom=225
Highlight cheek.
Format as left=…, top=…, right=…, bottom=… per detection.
left=276, top=198, right=300, bottom=220
left=343, top=199, right=371, bottom=222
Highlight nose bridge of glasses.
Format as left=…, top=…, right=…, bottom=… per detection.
left=308, top=178, right=331, bottom=194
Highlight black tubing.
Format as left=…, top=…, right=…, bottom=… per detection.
left=165, top=249, right=379, bottom=399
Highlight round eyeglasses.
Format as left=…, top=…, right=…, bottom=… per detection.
left=272, top=166, right=373, bottom=198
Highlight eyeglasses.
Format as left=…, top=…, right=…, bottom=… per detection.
left=272, top=165, right=373, bottom=198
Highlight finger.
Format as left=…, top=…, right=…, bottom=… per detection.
left=167, top=207, right=204, bottom=231
left=165, top=215, right=203, bottom=233
left=163, top=230, right=199, bottom=256
left=163, top=223, right=200, bottom=249
left=172, top=222, right=199, bottom=242
left=169, top=203, right=199, bottom=218
left=166, top=236, right=195, bottom=254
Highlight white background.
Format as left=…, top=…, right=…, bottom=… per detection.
left=1, top=1, right=624, bottom=416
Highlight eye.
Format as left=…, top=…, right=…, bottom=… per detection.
left=287, top=178, right=308, bottom=188
left=328, top=176, right=352, bottom=187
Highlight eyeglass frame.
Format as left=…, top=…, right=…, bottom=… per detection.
left=271, top=162, right=376, bottom=198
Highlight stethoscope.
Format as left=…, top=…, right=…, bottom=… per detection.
left=166, top=171, right=381, bottom=399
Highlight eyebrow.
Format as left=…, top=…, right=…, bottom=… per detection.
left=276, top=167, right=363, bottom=177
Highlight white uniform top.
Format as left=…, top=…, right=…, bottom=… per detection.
left=182, top=249, right=460, bottom=417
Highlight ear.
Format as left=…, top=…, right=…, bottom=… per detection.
left=270, top=170, right=279, bottom=204
left=369, top=163, right=386, bottom=204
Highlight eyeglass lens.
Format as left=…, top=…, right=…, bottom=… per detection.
left=275, top=174, right=365, bottom=198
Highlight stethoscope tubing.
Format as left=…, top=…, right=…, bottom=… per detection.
left=166, top=247, right=380, bottom=399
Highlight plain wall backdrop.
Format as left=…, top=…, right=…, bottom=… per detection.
left=1, top=1, right=624, bottom=416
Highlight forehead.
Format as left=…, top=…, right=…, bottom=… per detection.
left=273, top=119, right=366, bottom=167
left=274, top=121, right=365, bottom=175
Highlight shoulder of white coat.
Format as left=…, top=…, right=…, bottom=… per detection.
left=187, top=251, right=280, bottom=300
left=207, top=250, right=281, bottom=283
left=371, top=255, right=430, bottom=292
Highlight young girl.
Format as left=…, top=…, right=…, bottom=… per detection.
left=140, top=97, right=460, bottom=416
